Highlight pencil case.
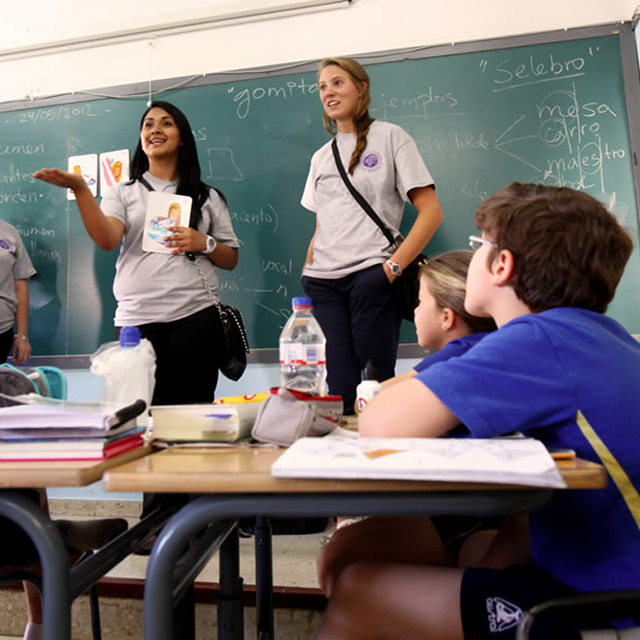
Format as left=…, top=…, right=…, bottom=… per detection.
left=251, top=388, right=342, bottom=447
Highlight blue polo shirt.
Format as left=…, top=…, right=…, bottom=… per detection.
left=416, top=308, right=640, bottom=595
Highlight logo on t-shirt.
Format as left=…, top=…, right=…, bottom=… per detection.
left=485, top=596, right=522, bottom=632
left=0, top=239, right=10, bottom=251
left=361, top=152, right=381, bottom=171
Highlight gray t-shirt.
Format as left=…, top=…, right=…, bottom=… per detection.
left=101, top=172, right=239, bottom=326
left=0, top=219, right=36, bottom=333
left=301, top=120, right=434, bottom=279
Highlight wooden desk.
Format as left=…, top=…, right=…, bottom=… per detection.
left=103, top=446, right=607, bottom=492
left=0, top=445, right=170, bottom=640
left=104, top=447, right=607, bottom=640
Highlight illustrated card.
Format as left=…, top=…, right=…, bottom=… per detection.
left=141, top=191, right=192, bottom=254
left=99, top=149, right=130, bottom=196
left=67, top=154, right=98, bottom=200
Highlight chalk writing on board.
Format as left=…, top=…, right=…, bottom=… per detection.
left=0, top=188, right=40, bottom=205
left=229, top=204, right=279, bottom=232
left=29, top=240, right=62, bottom=264
left=14, top=225, right=55, bottom=238
left=461, top=180, right=489, bottom=202
left=255, top=301, right=293, bottom=325
left=490, top=53, right=587, bottom=90
left=376, top=89, right=459, bottom=120
left=0, top=169, right=37, bottom=183
left=205, top=147, right=243, bottom=181
left=262, top=259, right=293, bottom=275
left=17, top=104, right=98, bottom=124
left=228, top=79, right=318, bottom=119
left=0, top=143, right=45, bottom=156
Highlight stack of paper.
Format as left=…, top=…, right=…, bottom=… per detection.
left=0, top=401, right=146, bottom=461
left=271, top=437, right=566, bottom=488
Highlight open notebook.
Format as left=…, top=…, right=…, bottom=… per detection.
left=271, top=436, right=567, bottom=488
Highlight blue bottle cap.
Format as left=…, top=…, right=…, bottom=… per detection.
left=120, top=326, right=141, bottom=347
left=292, top=297, right=312, bottom=308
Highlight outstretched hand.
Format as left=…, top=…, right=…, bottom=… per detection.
left=33, top=168, right=86, bottom=191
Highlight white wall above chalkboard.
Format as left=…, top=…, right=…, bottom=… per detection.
left=0, top=0, right=349, bottom=55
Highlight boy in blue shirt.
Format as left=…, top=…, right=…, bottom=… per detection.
left=317, top=183, right=640, bottom=640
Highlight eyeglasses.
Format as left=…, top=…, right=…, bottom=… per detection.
left=469, top=235, right=497, bottom=251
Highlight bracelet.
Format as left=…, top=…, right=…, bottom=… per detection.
left=14, top=334, right=28, bottom=340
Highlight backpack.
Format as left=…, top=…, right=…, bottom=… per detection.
left=0, top=363, right=67, bottom=407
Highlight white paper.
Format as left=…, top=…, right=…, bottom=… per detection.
left=141, top=191, right=192, bottom=253
left=271, top=437, right=567, bottom=488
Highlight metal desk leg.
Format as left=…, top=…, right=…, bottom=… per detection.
left=255, top=517, right=274, bottom=640
left=0, top=490, right=71, bottom=640
left=219, top=524, right=244, bottom=640
left=144, top=500, right=242, bottom=640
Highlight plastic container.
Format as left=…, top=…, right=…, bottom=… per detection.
left=355, top=360, right=382, bottom=413
left=279, top=297, right=327, bottom=396
left=90, top=326, right=157, bottom=427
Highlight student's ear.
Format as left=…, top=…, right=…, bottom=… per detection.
left=491, top=249, right=516, bottom=286
left=441, top=308, right=454, bottom=331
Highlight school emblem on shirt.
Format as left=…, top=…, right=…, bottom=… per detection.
left=361, top=152, right=381, bottom=171
left=0, top=239, right=10, bottom=251
left=486, top=596, right=523, bottom=632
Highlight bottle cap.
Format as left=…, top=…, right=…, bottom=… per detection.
left=292, top=296, right=312, bottom=308
left=120, top=326, right=141, bottom=347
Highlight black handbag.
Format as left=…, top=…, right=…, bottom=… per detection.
left=187, top=254, right=250, bottom=381
left=139, top=176, right=250, bottom=379
left=216, top=300, right=250, bottom=381
left=331, top=139, right=428, bottom=322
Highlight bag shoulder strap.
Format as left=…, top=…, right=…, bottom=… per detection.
left=331, top=138, right=397, bottom=248
left=137, top=176, right=154, bottom=192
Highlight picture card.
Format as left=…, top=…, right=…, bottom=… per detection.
left=141, top=191, right=192, bottom=254
left=67, top=154, right=98, bottom=200
left=99, top=149, right=130, bottom=196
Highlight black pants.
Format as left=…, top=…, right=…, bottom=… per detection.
left=132, top=305, right=224, bottom=517
left=136, top=304, right=224, bottom=406
left=0, top=327, right=13, bottom=364
left=302, top=264, right=401, bottom=413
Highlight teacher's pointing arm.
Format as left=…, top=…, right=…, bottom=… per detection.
left=33, top=168, right=125, bottom=251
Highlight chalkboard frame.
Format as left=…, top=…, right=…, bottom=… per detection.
left=3, top=21, right=638, bottom=367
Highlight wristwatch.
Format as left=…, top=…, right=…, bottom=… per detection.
left=386, top=260, right=402, bottom=276
left=203, top=235, right=217, bottom=255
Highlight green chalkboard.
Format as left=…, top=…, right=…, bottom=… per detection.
left=1, top=24, right=639, bottom=358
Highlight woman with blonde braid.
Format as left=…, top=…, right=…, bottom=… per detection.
left=301, top=57, right=443, bottom=412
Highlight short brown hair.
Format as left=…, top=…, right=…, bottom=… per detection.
left=421, top=251, right=496, bottom=334
left=475, top=183, right=634, bottom=313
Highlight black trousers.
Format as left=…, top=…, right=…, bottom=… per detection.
left=136, top=304, right=224, bottom=406
left=132, top=304, right=224, bottom=517
left=0, top=327, right=13, bottom=364
left=302, top=264, right=401, bottom=413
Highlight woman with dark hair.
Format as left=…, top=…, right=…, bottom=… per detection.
left=301, top=57, right=443, bottom=412
left=35, top=100, right=239, bottom=405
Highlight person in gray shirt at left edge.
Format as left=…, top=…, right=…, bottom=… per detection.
left=0, top=218, right=36, bottom=364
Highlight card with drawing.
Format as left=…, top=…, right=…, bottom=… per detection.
left=99, top=149, right=129, bottom=196
left=141, top=192, right=192, bottom=253
left=67, top=154, right=98, bottom=200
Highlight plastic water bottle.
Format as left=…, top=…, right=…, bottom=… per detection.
left=90, top=326, right=157, bottom=427
left=279, top=297, right=327, bottom=396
